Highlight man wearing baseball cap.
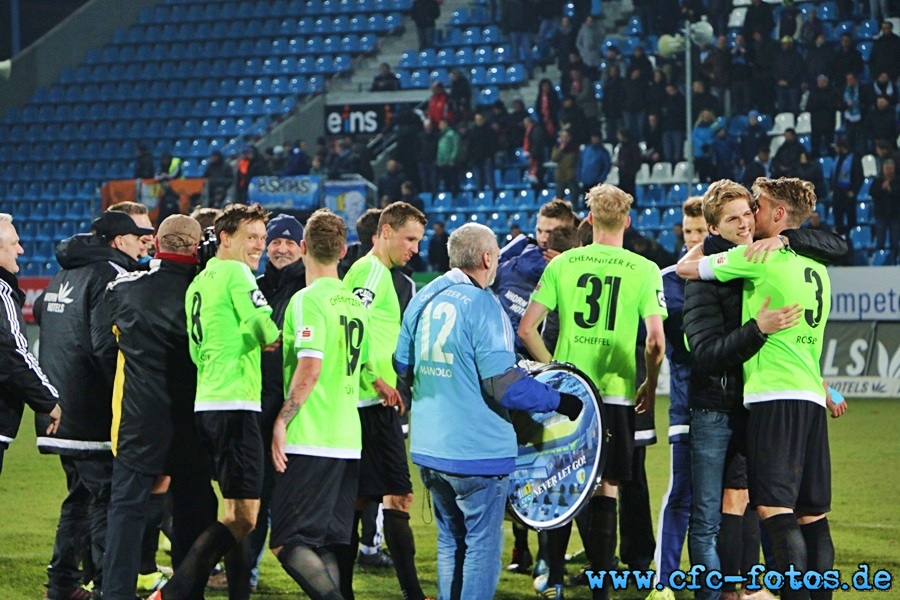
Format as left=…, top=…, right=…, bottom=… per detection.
left=37, top=210, right=153, bottom=600
left=246, top=213, right=306, bottom=592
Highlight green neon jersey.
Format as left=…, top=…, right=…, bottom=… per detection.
left=343, top=254, right=400, bottom=406
left=700, top=246, right=830, bottom=406
left=531, top=244, right=668, bottom=405
left=282, top=277, right=369, bottom=457
left=186, top=257, right=280, bottom=412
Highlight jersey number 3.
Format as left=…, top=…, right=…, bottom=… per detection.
left=804, top=267, right=824, bottom=328
left=340, top=316, right=365, bottom=376
left=420, top=301, right=457, bottom=364
left=574, top=274, right=621, bottom=330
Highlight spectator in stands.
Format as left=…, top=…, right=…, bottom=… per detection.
left=428, top=221, right=450, bottom=272
left=662, top=82, right=687, bottom=163
left=603, top=66, right=625, bottom=144
left=743, top=0, right=774, bottom=40
left=712, top=124, right=740, bottom=180
left=645, top=113, right=664, bottom=162
left=469, top=112, right=497, bottom=192
left=796, top=150, right=827, bottom=200
left=653, top=0, right=682, bottom=35
left=502, top=0, right=536, bottom=76
left=749, top=30, right=778, bottom=114
left=559, top=95, right=589, bottom=144
left=385, top=105, right=423, bottom=188
left=535, top=79, right=561, bottom=140
left=506, top=99, right=528, bottom=152
left=417, top=120, right=439, bottom=195
left=489, top=100, right=513, bottom=160
left=740, top=110, right=768, bottom=165
left=427, top=81, right=453, bottom=126
left=871, top=159, right=900, bottom=261
left=774, top=36, right=803, bottom=114
left=282, top=140, right=311, bottom=176
left=647, top=69, right=668, bottom=113
left=807, top=75, right=840, bottom=158
left=772, top=128, right=804, bottom=177
left=873, top=138, right=899, bottom=173
left=455, top=121, right=471, bottom=184
left=355, top=139, right=376, bottom=182
left=234, top=146, right=265, bottom=204
left=692, top=111, right=718, bottom=182
left=842, top=72, right=870, bottom=155
left=680, top=0, right=707, bottom=22
left=134, top=144, right=155, bottom=179
left=833, top=33, right=864, bottom=81
left=799, top=10, right=823, bottom=47
left=562, top=52, right=588, bottom=92
left=400, top=181, right=425, bottom=213
left=692, top=79, right=721, bottom=123
left=742, top=145, right=771, bottom=187
left=703, top=36, right=731, bottom=116
left=155, top=152, right=183, bottom=182
left=449, top=68, right=473, bottom=122
left=805, top=33, right=832, bottom=89
left=623, top=68, right=649, bottom=142
left=309, top=156, right=327, bottom=177
left=870, top=0, right=893, bottom=24
left=602, top=45, right=624, bottom=85
left=328, top=138, right=363, bottom=178
left=831, top=137, right=863, bottom=234
left=203, top=150, right=234, bottom=205
left=552, top=16, right=578, bottom=77
left=551, top=129, right=579, bottom=200
left=523, top=115, right=548, bottom=187
left=378, top=160, right=406, bottom=203
left=630, top=46, right=654, bottom=84
left=576, top=14, right=604, bottom=77
left=268, top=146, right=287, bottom=175
left=577, top=130, right=613, bottom=197
left=708, top=0, right=732, bottom=36
left=616, top=128, right=643, bottom=199
left=570, top=68, right=600, bottom=134
left=411, top=0, right=440, bottom=50
left=729, top=34, right=752, bottom=115
left=371, top=62, right=401, bottom=91
left=777, top=0, right=800, bottom=38
left=871, top=21, right=900, bottom=81
left=872, top=71, right=897, bottom=107
left=535, top=0, right=562, bottom=61
left=803, top=210, right=830, bottom=232
left=864, top=97, right=898, bottom=153
left=436, top=119, right=460, bottom=194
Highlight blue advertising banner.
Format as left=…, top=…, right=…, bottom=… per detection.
left=323, top=180, right=369, bottom=243
left=248, top=175, right=320, bottom=209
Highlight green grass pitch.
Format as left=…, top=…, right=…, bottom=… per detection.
left=0, top=398, right=897, bottom=599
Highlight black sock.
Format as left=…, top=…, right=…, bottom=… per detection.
left=588, top=496, right=617, bottom=600
left=574, top=502, right=593, bottom=563
left=741, top=507, right=761, bottom=578
left=718, top=513, right=743, bottom=592
left=224, top=536, right=251, bottom=600
left=546, top=522, right=572, bottom=586
left=762, top=514, right=808, bottom=600
left=334, top=511, right=361, bottom=600
left=512, top=521, right=530, bottom=554
left=801, top=519, right=834, bottom=600
left=278, top=543, right=344, bottom=600
left=162, top=521, right=235, bottom=599
left=383, top=508, right=424, bottom=600
left=536, top=530, right=549, bottom=565
left=140, top=492, right=166, bottom=575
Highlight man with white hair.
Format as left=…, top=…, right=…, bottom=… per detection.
left=0, top=213, right=61, bottom=475
left=394, top=223, right=582, bottom=599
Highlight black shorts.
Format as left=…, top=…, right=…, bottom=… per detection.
left=723, top=410, right=748, bottom=490
left=196, top=411, right=264, bottom=500
left=270, top=455, right=359, bottom=548
left=358, top=404, right=413, bottom=498
left=600, top=404, right=635, bottom=483
left=747, top=400, right=831, bottom=515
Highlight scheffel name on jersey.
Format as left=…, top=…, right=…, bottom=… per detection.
left=573, top=335, right=611, bottom=346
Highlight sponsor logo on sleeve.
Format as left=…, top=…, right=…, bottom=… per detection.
left=250, top=289, right=269, bottom=308
left=353, top=287, right=375, bottom=308
left=714, top=253, right=728, bottom=266
left=299, top=326, right=314, bottom=341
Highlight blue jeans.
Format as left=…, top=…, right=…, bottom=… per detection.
left=688, top=409, right=735, bottom=600
left=663, top=130, right=685, bottom=163
left=418, top=466, right=508, bottom=600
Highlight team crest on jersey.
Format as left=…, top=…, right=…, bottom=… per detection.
left=657, top=290, right=667, bottom=308
left=714, top=253, right=728, bottom=266
left=299, top=326, right=314, bottom=341
left=353, top=287, right=375, bottom=308
left=250, top=290, right=268, bottom=308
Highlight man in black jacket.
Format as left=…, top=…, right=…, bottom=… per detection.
left=680, top=180, right=846, bottom=600
left=36, top=211, right=153, bottom=600
left=103, top=215, right=214, bottom=600
left=247, top=214, right=306, bottom=591
left=0, top=213, right=61, bottom=475
left=411, top=0, right=439, bottom=50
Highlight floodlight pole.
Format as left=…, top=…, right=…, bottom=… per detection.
left=684, top=19, right=694, bottom=185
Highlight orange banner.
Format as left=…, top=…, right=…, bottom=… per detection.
left=101, top=178, right=206, bottom=225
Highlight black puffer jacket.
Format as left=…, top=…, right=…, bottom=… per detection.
left=0, top=267, right=59, bottom=447
left=105, top=258, right=200, bottom=476
left=34, top=234, right=137, bottom=455
left=257, top=258, right=306, bottom=443
left=684, top=229, right=847, bottom=412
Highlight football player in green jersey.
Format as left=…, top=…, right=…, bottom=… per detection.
left=678, top=178, right=838, bottom=600
left=520, top=184, right=667, bottom=600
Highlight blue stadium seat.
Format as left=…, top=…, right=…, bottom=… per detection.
left=856, top=41, right=873, bottom=62
left=857, top=19, right=879, bottom=40
left=857, top=202, right=873, bottom=224
left=849, top=225, right=873, bottom=249
left=815, top=1, right=837, bottom=21
left=660, top=208, right=681, bottom=230
left=872, top=250, right=895, bottom=266
left=656, top=229, right=676, bottom=251
left=635, top=208, right=661, bottom=232
left=667, top=184, right=689, bottom=205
